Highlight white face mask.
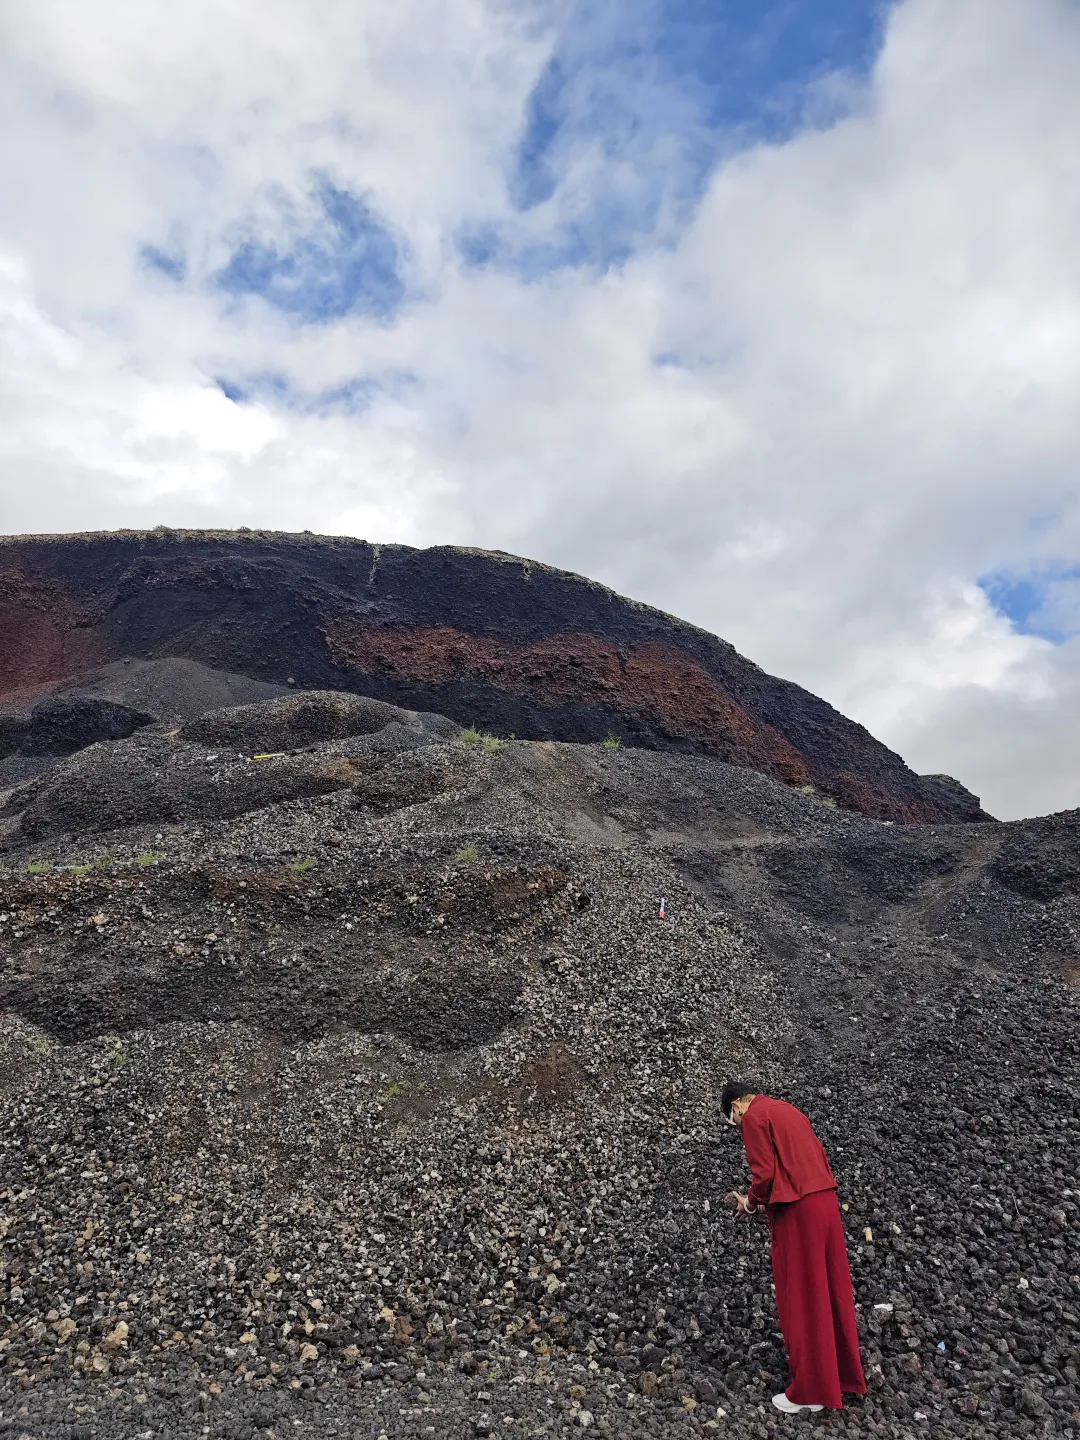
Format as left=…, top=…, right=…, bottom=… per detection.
left=725, top=1108, right=738, bottom=1127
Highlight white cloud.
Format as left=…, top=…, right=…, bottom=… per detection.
left=2, top=0, right=1080, bottom=819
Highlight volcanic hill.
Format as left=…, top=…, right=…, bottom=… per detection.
left=0, top=530, right=990, bottom=824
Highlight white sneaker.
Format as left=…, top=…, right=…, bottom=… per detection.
left=772, top=1392, right=824, bottom=1414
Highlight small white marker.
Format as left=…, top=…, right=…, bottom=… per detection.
left=659, top=897, right=665, bottom=920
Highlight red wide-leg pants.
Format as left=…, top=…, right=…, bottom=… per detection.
left=769, top=1188, right=866, bottom=1409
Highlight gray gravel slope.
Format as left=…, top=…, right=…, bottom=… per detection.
left=0, top=715, right=1077, bottom=1440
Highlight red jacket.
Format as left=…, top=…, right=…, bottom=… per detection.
left=740, top=1095, right=838, bottom=1211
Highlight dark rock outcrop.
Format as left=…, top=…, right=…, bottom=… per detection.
left=4, top=694, right=456, bottom=843
left=48, top=655, right=290, bottom=721
left=178, top=688, right=449, bottom=751
left=0, top=695, right=155, bottom=759
left=0, top=529, right=992, bottom=822
left=19, top=694, right=155, bottom=756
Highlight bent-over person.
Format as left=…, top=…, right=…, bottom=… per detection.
left=722, top=1081, right=866, bottom=1414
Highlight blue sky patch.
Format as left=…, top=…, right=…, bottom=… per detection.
left=979, top=566, right=1080, bottom=645
left=647, top=0, right=890, bottom=135
left=215, top=178, right=405, bottom=323
left=458, top=220, right=631, bottom=281
left=214, top=369, right=413, bottom=417
left=464, top=0, right=893, bottom=274
left=213, top=372, right=292, bottom=407
left=140, top=244, right=187, bottom=282
left=214, top=376, right=248, bottom=404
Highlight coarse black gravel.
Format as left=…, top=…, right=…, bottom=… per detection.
left=0, top=698, right=1078, bottom=1439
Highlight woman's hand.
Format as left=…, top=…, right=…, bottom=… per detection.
left=725, top=1190, right=755, bottom=1220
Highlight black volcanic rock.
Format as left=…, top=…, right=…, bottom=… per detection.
left=178, top=688, right=445, bottom=751
left=0, top=721, right=1076, bottom=1439
left=19, top=694, right=155, bottom=756
left=0, top=711, right=27, bottom=758
left=8, top=700, right=456, bottom=844
left=0, top=529, right=992, bottom=823
left=0, top=695, right=154, bottom=759
left=52, top=655, right=290, bottom=721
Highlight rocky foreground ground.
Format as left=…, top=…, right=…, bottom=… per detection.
left=0, top=691, right=1077, bottom=1439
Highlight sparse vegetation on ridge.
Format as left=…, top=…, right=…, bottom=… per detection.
left=458, top=725, right=505, bottom=754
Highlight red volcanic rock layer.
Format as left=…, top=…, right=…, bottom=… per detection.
left=0, top=570, right=104, bottom=694
left=328, top=624, right=812, bottom=787
left=0, top=531, right=994, bottom=823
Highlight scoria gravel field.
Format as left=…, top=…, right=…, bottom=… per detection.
left=0, top=691, right=1077, bottom=1440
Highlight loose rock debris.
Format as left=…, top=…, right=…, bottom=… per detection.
left=0, top=697, right=1078, bottom=1438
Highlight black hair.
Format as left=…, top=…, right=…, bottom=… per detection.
left=720, top=1079, right=757, bottom=1119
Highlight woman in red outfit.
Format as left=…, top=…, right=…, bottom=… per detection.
left=721, top=1081, right=866, bottom=1415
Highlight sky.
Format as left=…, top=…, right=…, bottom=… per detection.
left=2, top=0, right=1080, bottom=820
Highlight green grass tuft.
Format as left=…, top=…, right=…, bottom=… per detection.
left=453, top=842, right=479, bottom=864
left=26, top=860, right=52, bottom=874
left=136, top=851, right=165, bottom=866
left=290, top=856, right=316, bottom=874
left=459, top=726, right=504, bottom=753
left=602, top=733, right=622, bottom=750
left=795, top=782, right=839, bottom=810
